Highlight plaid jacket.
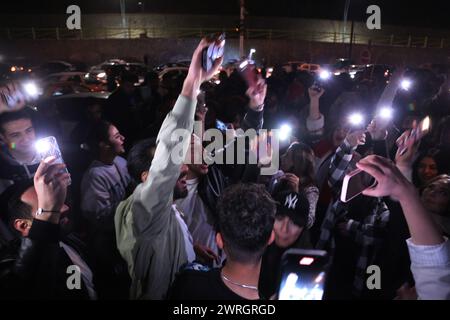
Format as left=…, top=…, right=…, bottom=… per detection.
left=316, top=139, right=391, bottom=297
left=316, top=139, right=355, bottom=252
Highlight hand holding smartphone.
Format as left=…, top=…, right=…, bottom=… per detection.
left=201, top=33, right=225, bottom=73
left=278, top=249, right=329, bottom=300
left=35, top=136, right=71, bottom=186
left=397, top=116, right=431, bottom=156
left=341, top=168, right=377, bottom=203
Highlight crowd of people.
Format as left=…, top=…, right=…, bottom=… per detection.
left=0, top=38, right=449, bottom=300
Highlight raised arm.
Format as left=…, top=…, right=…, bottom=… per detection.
left=306, top=86, right=325, bottom=140
left=357, top=155, right=449, bottom=300
left=328, top=130, right=366, bottom=194
left=131, top=39, right=222, bottom=234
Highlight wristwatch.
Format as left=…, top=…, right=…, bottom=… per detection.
left=35, top=208, right=61, bottom=216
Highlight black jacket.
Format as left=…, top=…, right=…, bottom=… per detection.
left=0, top=220, right=93, bottom=300
left=196, top=107, right=264, bottom=222
left=0, top=146, right=39, bottom=193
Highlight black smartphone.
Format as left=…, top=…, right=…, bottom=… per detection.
left=311, top=81, right=323, bottom=92
left=277, top=249, right=329, bottom=300
left=201, top=33, right=225, bottom=72
left=341, top=168, right=377, bottom=202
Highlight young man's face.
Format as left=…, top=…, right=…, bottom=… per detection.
left=186, top=137, right=208, bottom=177
left=16, top=186, right=70, bottom=237
left=173, top=165, right=189, bottom=200
left=108, top=125, right=125, bottom=154
left=0, top=118, right=36, bottom=156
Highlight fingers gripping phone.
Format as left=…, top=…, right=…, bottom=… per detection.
left=202, top=33, right=225, bottom=72
left=278, top=249, right=329, bottom=300
left=239, top=59, right=258, bottom=89
left=341, top=168, right=376, bottom=202
left=35, top=136, right=71, bottom=185
left=397, top=116, right=431, bottom=156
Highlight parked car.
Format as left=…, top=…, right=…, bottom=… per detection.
left=42, top=72, right=106, bottom=95
left=158, top=67, right=189, bottom=81
left=35, top=92, right=110, bottom=143
left=299, top=63, right=322, bottom=75
left=153, top=61, right=190, bottom=72
left=86, top=60, right=147, bottom=86
left=32, top=61, right=76, bottom=78
left=282, top=61, right=306, bottom=73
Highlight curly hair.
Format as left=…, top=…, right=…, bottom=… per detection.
left=216, top=183, right=276, bottom=264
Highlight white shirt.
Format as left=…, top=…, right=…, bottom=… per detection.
left=407, top=238, right=450, bottom=300
left=175, top=178, right=224, bottom=266
left=172, top=204, right=196, bottom=263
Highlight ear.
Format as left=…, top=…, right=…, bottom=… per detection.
left=216, top=232, right=224, bottom=250
left=0, top=133, right=6, bottom=144
left=268, top=230, right=275, bottom=246
left=140, top=170, right=149, bottom=183
left=13, top=219, right=32, bottom=237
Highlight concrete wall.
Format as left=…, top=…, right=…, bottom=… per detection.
left=1, top=13, right=449, bottom=38
left=2, top=37, right=449, bottom=67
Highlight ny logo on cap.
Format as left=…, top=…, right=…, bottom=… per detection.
left=285, top=194, right=298, bottom=210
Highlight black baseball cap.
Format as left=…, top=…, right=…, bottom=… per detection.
left=273, top=191, right=309, bottom=228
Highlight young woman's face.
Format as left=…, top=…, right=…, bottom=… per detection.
left=417, top=157, right=438, bottom=185
left=273, top=215, right=303, bottom=248
left=421, top=182, right=450, bottom=216
left=108, top=125, right=125, bottom=154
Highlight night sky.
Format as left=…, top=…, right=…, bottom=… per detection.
left=2, top=0, right=449, bottom=29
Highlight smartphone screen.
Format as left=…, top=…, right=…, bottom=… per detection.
left=238, top=59, right=258, bottom=88
left=35, top=136, right=71, bottom=185
left=277, top=249, right=329, bottom=300
left=202, top=33, right=225, bottom=72
left=215, top=119, right=228, bottom=131
left=341, top=168, right=376, bottom=202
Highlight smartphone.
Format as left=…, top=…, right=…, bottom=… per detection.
left=35, top=136, right=71, bottom=185
left=201, top=33, right=225, bottom=72
left=215, top=119, right=228, bottom=132
left=277, top=249, right=329, bottom=300
left=397, top=116, right=431, bottom=156
left=239, top=59, right=258, bottom=89
left=311, top=81, right=323, bottom=92
left=341, top=168, right=376, bottom=203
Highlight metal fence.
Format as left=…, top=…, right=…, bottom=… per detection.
left=1, top=27, right=449, bottom=49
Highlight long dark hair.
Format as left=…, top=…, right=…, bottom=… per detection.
left=285, top=142, right=316, bottom=188
left=85, top=120, right=113, bottom=155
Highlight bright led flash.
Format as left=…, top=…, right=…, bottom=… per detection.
left=23, top=82, right=39, bottom=97
left=348, top=112, right=364, bottom=126
left=279, top=124, right=292, bottom=141
left=400, top=79, right=412, bottom=91
left=319, top=70, right=331, bottom=80
left=378, top=107, right=393, bottom=120
left=35, top=139, right=51, bottom=154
